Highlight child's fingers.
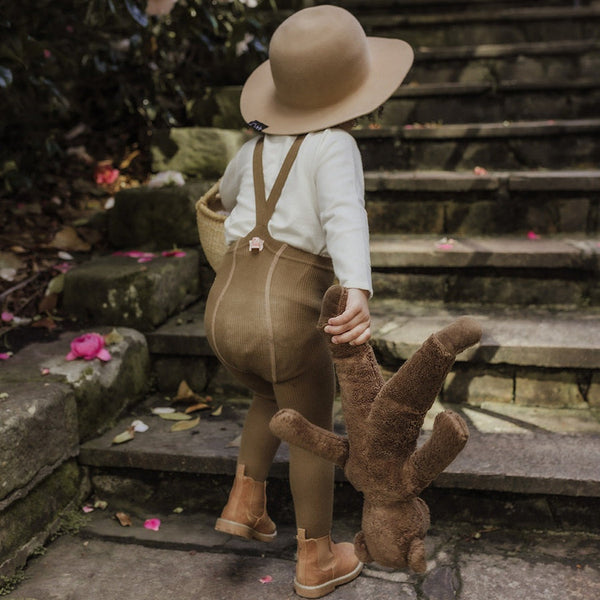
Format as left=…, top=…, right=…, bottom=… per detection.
left=330, top=321, right=371, bottom=345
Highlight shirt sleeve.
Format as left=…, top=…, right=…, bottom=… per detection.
left=314, top=130, right=373, bottom=296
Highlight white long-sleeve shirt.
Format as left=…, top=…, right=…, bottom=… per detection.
left=219, top=128, right=373, bottom=295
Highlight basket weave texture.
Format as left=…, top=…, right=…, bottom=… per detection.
left=195, top=181, right=227, bottom=271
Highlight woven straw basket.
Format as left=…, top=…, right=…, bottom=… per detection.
left=195, top=181, right=227, bottom=271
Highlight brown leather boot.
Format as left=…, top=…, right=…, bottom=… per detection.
left=214, top=464, right=277, bottom=542
left=294, top=528, right=363, bottom=598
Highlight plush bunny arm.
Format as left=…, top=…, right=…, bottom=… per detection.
left=269, top=409, right=350, bottom=469
left=405, top=410, right=469, bottom=495
left=318, top=286, right=384, bottom=421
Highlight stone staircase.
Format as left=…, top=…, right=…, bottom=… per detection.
left=2, top=0, right=600, bottom=583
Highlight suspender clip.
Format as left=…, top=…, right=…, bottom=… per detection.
left=249, top=236, right=265, bottom=253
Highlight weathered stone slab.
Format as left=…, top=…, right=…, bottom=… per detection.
left=62, top=251, right=201, bottom=331
left=150, top=127, right=249, bottom=179
left=1, top=328, right=150, bottom=441
left=108, top=182, right=212, bottom=250
left=515, top=369, right=588, bottom=408
left=0, top=460, right=85, bottom=577
left=0, top=382, right=78, bottom=507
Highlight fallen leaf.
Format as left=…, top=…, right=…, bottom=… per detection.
left=144, top=518, right=161, bottom=531
left=172, top=380, right=205, bottom=402
left=112, top=428, right=135, bottom=445
left=38, top=293, right=58, bottom=314
left=151, top=407, right=175, bottom=414
left=119, top=149, right=141, bottom=169
left=170, top=416, right=200, bottom=431
left=41, top=368, right=50, bottom=376
left=115, top=512, right=132, bottom=527
left=159, top=412, right=192, bottom=421
left=227, top=434, right=242, bottom=448
left=104, top=329, right=124, bottom=346
left=184, top=402, right=210, bottom=414
left=31, top=316, right=57, bottom=330
left=173, top=507, right=184, bottom=514
left=47, top=226, right=91, bottom=252
left=211, top=405, right=223, bottom=417
left=131, top=419, right=149, bottom=432
left=94, top=500, right=108, bottom=510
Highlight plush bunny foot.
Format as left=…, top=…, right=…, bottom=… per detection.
left=435, top=317, right=482, bottom=356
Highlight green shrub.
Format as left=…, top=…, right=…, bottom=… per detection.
left=0, top=0, right=277, bottom=197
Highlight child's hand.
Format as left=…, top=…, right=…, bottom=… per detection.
left=324, top=288, right=371, bottom=345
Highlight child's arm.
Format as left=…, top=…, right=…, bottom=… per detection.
left=324, top=287, right=371, bottom=345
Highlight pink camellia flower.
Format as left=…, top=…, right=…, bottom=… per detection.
left=0, top=352, right=11, bottom=360
left=94, top=162, right=120, bottom=186
left=1, top=311, right=14, bottom=323
left=65, top=333, right=112, bottom=362
left=527, top=230, right=541, bottom=240
left=161, top=249, right=186, bottom=258
left=144, top=518, right=161, bottom=531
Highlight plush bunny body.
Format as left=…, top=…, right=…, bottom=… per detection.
left=270, top=285, right=482, bottom=572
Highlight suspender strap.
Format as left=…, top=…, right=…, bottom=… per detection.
left=252, top=134, right=306, bottom=226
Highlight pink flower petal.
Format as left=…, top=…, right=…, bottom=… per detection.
left=0, top=352, right=11, bottom=360
left=259, top=575, right=273, bottom=584
left=161, top=250, right=186, bottom=257
left=144, top=518, right=161, bottom=531
left=82, top=505, right=94, bottom=513
left=527, top=231, right=540, bottom=240
left=137, top=257, right=154, bottom=263
left=96, top=348, right=112, bottom=362
left=1, top=311, right=14, bottom=322
left=41, top=368, right=50, bottom=376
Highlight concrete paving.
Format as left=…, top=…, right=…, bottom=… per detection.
left=5, top=508, right=600, bottom=600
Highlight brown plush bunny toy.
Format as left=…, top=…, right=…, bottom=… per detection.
left=270, top=285, right=482, bottom=573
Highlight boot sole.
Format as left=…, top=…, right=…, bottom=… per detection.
left=294, top=560, right=363, bottom=598
left=214, top=517, right=277, bottom=543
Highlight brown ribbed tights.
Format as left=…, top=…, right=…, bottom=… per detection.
left=205, top=135, right=336, bottom=538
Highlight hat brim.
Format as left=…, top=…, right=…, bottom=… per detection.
left=240, top=38, right=414, bottom=135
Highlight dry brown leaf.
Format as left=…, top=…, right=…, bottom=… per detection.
left=47, top=226, right=91, bottom=252
left=104, top=329, right=124, bottom=346
left=170, top=416, right=200, bottom=432
left=112, top=427, right=135, bottom=444
left=184, top=402, right=210, bottom=414
left=115, top=512, right=132, bottom=527
left=158, top=412, right=192, bottom=421
left=38, top=292, right=58, bottom=314
left=211, top=405, right=223, bottom=417
left=119, top=149, right=141, bottom=169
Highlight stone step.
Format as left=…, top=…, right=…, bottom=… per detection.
left=369, top=234, right=600, bottom=306
left=79, top=394, right=600, bottom=532
left=385, top=79, right=600, bottom=125
left=354, top=118, right=600, bottom=171
left=322, top=0, right=600, bottom=14
left=0, top=327, right=150, bottom=576
left=359, top=6, right=600, bottom=47
left=212, top=77, right=600, bottom=131
left=364, top=169, right=600, bottom=235
left=61, top=249, right=205, bottom=332
left=411, top=39, right=600, bottom=85
left=146, top=294, right=600, bottom=408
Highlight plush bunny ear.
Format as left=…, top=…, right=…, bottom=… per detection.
left=408, top=538, right=427, bottom=574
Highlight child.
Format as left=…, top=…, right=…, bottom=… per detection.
left=204, top=5, right=413, bottom=598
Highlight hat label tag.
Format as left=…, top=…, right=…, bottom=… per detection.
left=248, top=120, right=268, bottom=132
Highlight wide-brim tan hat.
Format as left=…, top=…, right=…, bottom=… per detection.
left=240, top=4, right=414, bottom=135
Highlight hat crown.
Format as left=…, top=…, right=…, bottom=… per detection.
left=269, top=6, right=371, bottom=110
